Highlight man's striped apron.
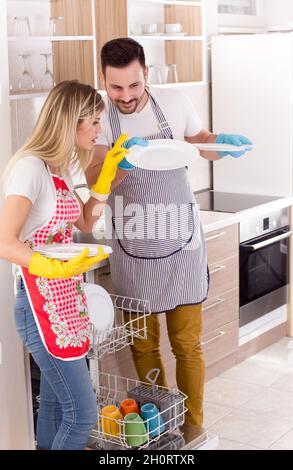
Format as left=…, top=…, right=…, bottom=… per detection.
left=107, top=93, right=209, bottom=312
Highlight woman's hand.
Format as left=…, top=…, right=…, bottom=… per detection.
left=90, top=134, right=129, bottom=200
left=28, top=247, right=108, bottom=279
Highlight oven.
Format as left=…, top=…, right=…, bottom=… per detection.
left=239, top=207, right=292, bottom=327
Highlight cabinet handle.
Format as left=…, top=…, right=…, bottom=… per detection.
left=201, top=331, right=226, bottom=346
left=205, top=231, right=226, bottom=242
left=209, top=265, right=226, bottom=275
left=203, top=298, right=225, bottom=312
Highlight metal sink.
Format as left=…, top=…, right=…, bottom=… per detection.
left=72, top=230, right=98, bottom=244
left=73, top=183, right=106, bottom=244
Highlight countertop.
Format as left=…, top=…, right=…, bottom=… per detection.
left=200, top=196, right=293, bottom=233
left=89, top=196, right=293, bottom=271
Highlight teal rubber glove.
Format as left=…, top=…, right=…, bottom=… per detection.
left=118, top=137, right=149, bottom=170
left=216, top=134, right=253, bottom=158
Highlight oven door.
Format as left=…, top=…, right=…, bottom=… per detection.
left=239, top=226, right=291, bottom=326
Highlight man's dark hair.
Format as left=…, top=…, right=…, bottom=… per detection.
left=101, top=38, right=145, bottom=74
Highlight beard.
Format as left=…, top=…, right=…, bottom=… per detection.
left=114, top=99, right=139, bottom=114
left=109, top=90, right=147, bottom=115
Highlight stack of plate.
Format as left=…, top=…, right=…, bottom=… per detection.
left=34, top=243, right=112, bottom=260
left=83, top=284, right=114, bottom=344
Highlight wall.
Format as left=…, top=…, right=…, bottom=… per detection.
left=267, top=0, right=293, bottom=27
left=0, top=3, right=33, bottom=450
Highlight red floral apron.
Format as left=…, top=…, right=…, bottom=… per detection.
left=19, top=174, right=90, bottom=361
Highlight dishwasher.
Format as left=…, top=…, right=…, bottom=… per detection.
left=86, top=289, right=190, bottom=450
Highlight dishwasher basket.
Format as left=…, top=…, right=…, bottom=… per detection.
left=87, top=294, right=151, bottom=359
left=90, top=370, right=187, bottom=450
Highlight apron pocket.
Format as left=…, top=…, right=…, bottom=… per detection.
left=112, top=203, right=195, bottom=259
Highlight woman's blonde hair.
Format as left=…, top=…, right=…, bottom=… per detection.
left=4, top=80, right=104, bottom=179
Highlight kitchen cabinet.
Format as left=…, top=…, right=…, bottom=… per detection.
left=217, top=0, right=267, bottom=32
left=57, top=0, right=207, bottom=87
left=6, top=0, right=208, bottom=153
left=212, top=33, right=293, bottom=198
left=7, top=0, right=98, bottom=98
left=127, top=0, right=206, bottom=85
left=7, top=0, right=206, bottom=102
left=201, top=224, right=239, bottom=380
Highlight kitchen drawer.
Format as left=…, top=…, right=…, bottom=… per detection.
left=205, top=224, right=239, bottom=266
left=202, top=288, right=239, bottom=335
left=201, top=320, right=239, bottom=367
left=208, top=255, right=238, bottom=300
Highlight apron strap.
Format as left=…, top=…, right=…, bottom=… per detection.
left=148, top=93, right=173, bottom=139
left=108, top=90, right=173, bottom=145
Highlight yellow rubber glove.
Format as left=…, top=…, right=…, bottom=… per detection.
left=28, top=247, right=109, bottom=279
left=90, top=133, right=129, bottom=200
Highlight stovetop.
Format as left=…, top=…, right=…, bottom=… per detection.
left=194, top=190, right=282, bottom=213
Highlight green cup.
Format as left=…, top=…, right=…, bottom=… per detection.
left=124, top=412, right=148, bottom=447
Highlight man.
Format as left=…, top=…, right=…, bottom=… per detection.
left=86, top=38, right=252, bottom=426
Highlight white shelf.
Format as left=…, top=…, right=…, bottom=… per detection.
left=151, top=81, right=206, bottom=87
left=9, top=90, right=50, bottom=100
left=130, top=35, right=203, bottom=40
left=8, top=36, right=95, bottom=42
left=134, top=0, right=202, bottom=5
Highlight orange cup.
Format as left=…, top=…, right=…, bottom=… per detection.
left=120, top=398, right=140, bottom=417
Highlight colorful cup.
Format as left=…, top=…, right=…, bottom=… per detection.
left=140, top=403, right=165, bottom=438
left=101, top=405, right=122, bottom=438
left=120, top=399, right=140, bottom=417
left=124, top=412, right=148, bottom=447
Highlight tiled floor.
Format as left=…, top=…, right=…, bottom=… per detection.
left=204, top=337, right=293, bottom=450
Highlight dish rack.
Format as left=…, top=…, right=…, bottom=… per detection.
left=90, top=370, right=187, bottom=450
left=87, top=294, right=151, bottom=359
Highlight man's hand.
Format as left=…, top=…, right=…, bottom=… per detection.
left=216, top=134, right=253, bottom=158
left=118, top=137, right=149, bottom=171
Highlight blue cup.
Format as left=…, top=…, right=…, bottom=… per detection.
left=140, top=403, right=165, bottom=438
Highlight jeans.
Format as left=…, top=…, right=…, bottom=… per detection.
left=125, top=304, right=205, bottom=426
left=14, top=279, right=97, bottom=450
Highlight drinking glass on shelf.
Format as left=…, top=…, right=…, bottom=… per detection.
left=40, top=53, right=55, bottom=90
left=168, top=64, right=178, bottom=83
left=18, top=54, right=35, bottom=90
left=49, top=16, right=65, bottom=36
left=160, top=65, right=170, bottom=84
left=13, top=16, right=31, bottom=36
left=148, top=65, right=162, bottom=85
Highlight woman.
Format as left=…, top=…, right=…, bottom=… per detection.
left=0, top=80, right=129, bottom=450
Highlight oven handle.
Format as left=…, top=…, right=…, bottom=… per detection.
left=242, top=231, right=293, bottom=252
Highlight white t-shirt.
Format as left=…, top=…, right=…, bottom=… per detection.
left=4, top=156, right=74, bottom=242
left=95, top=87, right=202, bottom=147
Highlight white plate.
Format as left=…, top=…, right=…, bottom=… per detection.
left=126, top=139, right=198, bottom=171
left=34, top=243, right=112, bottom=260
left=193, top=143, right=253, bottom=152
left=83, top=283, right=114, bottom=344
